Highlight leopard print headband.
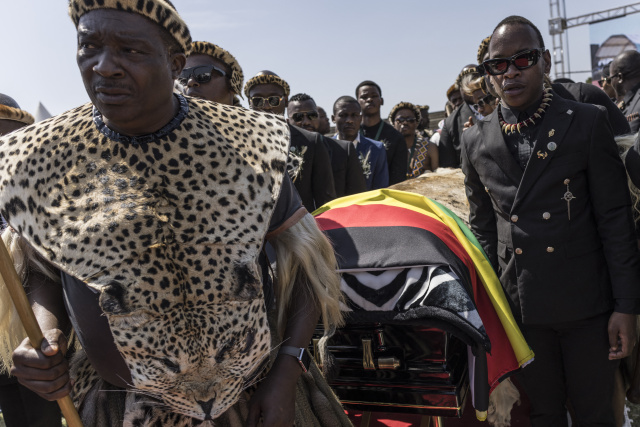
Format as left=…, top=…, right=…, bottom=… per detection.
left=243, top=74, right=290, bottom=99
left=388, top=102, right=421, bottom=124
left=68, top=0, right=192, bottom=54
left=477, top=36, right=491, bottom=65
left=0, top=105, right=34, bottom=126
left=190, top=42, right=244, bottom=97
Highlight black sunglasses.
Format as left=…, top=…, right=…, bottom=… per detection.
left=250, top=96, right=284, bottom=108
left=482, top=48, right=545, bottom=76
left=395, top=117, right=417, bottom=124
left=178, top=65, right=227, bottom=86
left=291, top=111, right=319, bottom=122
left=473, top=94, right=495, bottom=110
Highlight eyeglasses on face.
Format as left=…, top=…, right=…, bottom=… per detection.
left=473, top=94, right=495, bottom=110
left=482, top=48, right=545, bottom=76
left=250, top=96, right=284, bottom=108
left=611, top=72, right=624, bottom=81
left=598, top=76, right=611, bottom=85
left=178, top=65, right=227, bottom=86
left=291, top=111, right=319, bottom=122
left=395, top=117, right=417, bottom=124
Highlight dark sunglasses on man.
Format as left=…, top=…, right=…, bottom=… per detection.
left=250, top=96, right=284, bottom=108
left=395, top=117, right=417, bottom=124
left=177, top=65, right=227, bottom=86
left=472, top=94, right=495, bottom=110
left=291, top=111, right=319, bottom=122
left=482, top=48, right=545, bottom=76
left=598, top=76, right=611, bottom=86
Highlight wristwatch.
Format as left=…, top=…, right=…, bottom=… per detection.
left=278, top=346, right=311, bottom=373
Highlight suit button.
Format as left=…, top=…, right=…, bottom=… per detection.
left=547, top=247, right=555, bottom=253
left=515, top=248, right=523, bottom=255
left=511, top=215, right=519, bottom=223
left=543, top=212, right=551, bottom=220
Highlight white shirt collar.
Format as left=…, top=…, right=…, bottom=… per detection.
left=334, top=132, right=360, bottom=147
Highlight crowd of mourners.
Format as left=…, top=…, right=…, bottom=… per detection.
left=4, top=2, right=640, bottom=426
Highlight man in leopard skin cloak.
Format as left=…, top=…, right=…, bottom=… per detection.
left=0, top=1, right=350, bottom=426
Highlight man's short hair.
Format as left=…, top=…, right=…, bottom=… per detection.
left=355, top=80, right=382, bottom=98
left=333, top=96, right=360, bottom=114
left=492, top=16, right=545, bottom=50
left=612, top=50, right=640, bottom=78
left=289, top=93, right=315, bottom=104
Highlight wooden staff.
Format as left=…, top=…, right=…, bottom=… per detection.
left=0, top=240, right=83, bottom=427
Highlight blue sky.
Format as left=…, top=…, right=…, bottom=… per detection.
left=0, top=0, right=632, bottom=119
left=590, top=13, right=640, bottom=44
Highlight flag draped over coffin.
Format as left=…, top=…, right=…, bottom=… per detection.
left=313, top=189, right=534, bottom=421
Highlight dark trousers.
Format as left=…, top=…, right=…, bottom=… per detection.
left=0, top=374, right=61, bottom=427
left=517, top=313, right=618, bottom=427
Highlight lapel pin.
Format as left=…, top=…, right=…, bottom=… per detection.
left=537, top=151, right=548, bottom=159
left=567, top=109, right=573, bottom=115
left=549, top=129, right=555, bottom=137
left=547, top=142, right=557, bottom=151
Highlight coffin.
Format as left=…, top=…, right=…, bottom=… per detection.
left=312, top=322, right=469, bottom=417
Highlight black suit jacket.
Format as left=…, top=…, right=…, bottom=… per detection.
left=626, top=134, right=640, bottom=190
left=461, top=93, right=640, bottom=324
left=322, top=136, right=366, bottom=198
left=621, top=84, right=640, bottom=133
left=361, top=121, right=407, bottom=185
left=288, top=125, right=336, bottom=211
left=439, top=102, right=473, bottom=168
left=552, top=82, right=630, bottom=136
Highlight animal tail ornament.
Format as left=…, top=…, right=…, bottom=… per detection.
left=272, top=213, right=345, bottom=373
left=0, top=228, right=29, bottom=371
left=0, top=228, right=61, bottom=372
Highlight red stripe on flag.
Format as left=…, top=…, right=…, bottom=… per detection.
left=317, top=205, right=475, bottom=278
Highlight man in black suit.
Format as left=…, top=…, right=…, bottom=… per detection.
left=462, top=16, right=640, bottom=426
left=610, top=50, right=640, bottom=133
left=356, top=80, right=407, bottom=185
left=552, top=81, right=630, bottom=136
left=439, top=66, right=480, bottom=168
left=479, top=37, right=629, bottom=136
left=287, top=93, right=366, bottom=199
left=244, top=72, right=336, bottom=211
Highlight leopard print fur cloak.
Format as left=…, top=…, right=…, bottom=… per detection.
left=0, top=97, right=291, bottom=421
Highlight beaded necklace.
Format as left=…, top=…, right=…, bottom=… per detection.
left=93, top=94, right=189, bottom=147
left=498, top=85, right=553, bottom=134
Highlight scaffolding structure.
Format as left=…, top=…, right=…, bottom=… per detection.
left=548, top=1, right=640, bottom=79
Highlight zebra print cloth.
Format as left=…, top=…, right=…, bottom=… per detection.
left=340, top=265, right=487, bottom=345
